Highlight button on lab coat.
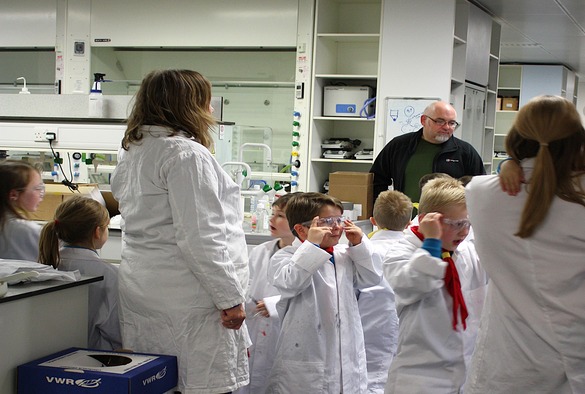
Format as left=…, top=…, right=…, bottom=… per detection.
left=111, top=128, right=250, bottom=394
left=266, top=237, right=382, bottom=394
left=464, top=160, right=585, bottom=394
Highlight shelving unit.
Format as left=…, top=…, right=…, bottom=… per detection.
left=493, top=63, right=579, bottom=172
left=451, top=1, right=501, bottom=174
left=307, top=0, right=382, bottom=192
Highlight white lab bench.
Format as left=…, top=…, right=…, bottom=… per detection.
left=0, top=275, right=102, bottom=394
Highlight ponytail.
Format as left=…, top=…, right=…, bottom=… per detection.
left=38, top=221, right=61, bottom=268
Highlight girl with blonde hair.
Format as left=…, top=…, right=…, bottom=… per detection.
left=38, top=195, right=121, bottom=351
left=465, top=95, right=585, bottom=393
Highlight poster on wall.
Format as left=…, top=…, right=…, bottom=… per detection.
left=384, top=97, right=440, bottom=143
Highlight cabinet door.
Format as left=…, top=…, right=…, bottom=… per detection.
left=520, top=65, right=563, bottom=106
left=465, top=4, right=492, bottom=86
left=461, top=85, right=486, bottom=156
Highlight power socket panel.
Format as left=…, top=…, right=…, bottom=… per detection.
left=34, top=127, right=59, bottom=143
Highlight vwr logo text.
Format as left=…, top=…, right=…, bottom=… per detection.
left=45, top=376, right=102, bottom=388
left=143, top=366, right=168, bottom=386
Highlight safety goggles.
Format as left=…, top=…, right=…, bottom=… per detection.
left=302, top=216, right=347, bottom=228
left=441, top=217, right=471, bottom=231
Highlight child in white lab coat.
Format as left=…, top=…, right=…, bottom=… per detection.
left=266, top=192, right=382, bottom=394
left=0, top=160, right=44, bottom=261
left=235, top=192, right=297, bottom=394
left=359, top=190, right=412, bottom=393
left=38, top=195, right=122, bottom=351
left=383, top=178, right=487, bottom=394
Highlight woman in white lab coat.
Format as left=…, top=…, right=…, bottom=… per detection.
left=0, top=160, right=44, bottom=261
left=111, top=70, right=250, bottom=394
left=465, top=95, right=585, bottom=394
left=38, top=195, right=122, bottom=351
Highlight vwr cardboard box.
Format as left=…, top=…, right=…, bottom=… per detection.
left=29, top=184, right=105, bottom=222
left=328, top=171, right=373, bottom=220
left=17, top=348, right=178, bottom=394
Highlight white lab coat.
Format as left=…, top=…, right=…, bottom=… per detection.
left=58, top=246, right=122, bottom=350
left=0, top=215, right=41, bottom=261
left=464, top=160, right=585, bottom=394
left=266, top=237, right=382, bottom=394
left=235, top=239, right=282, bottom=394
left=359, top=230, right=402, bottom=394
left=111, top=127, right=250, bottom=394
left=383, top=228, right=487, bottom=394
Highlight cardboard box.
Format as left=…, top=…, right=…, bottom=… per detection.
left=17, top=348, right=177, bottom=394
left=501, top=97, right=519, bottom=111
left=328, top=171, right=373, bottom=220
left=29, top=184, right=104, bottom=221
left=496, top=97, right=502, bottom=111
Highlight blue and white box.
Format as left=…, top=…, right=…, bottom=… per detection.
left=323, top=86, right=373, bottom=117
left=17, top=348, right=177, bottom=394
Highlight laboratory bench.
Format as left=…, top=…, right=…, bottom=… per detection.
left=0, top=275, right=102, bottom=394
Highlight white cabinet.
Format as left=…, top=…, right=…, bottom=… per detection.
left=307, top=0, right=381, bottom=193
left=451, top=1, right=501, bottom=173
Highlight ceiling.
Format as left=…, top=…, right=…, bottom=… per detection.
left=472, top=0, right=585, bottom=78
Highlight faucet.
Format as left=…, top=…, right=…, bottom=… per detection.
left=221, top=161, right=252, bottom=188
left=238, top=143, right=273, bottom=167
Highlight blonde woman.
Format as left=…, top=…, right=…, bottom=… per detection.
left=465, top=95, right=585, bottom=393
left=111, top=69, right=250, bottom=394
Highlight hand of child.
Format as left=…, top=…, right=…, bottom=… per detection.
left=221, top=303, right=246, bottom=330
left=306, top=216, right=330, bottom=245
left=499, top=159, right=524, bottom=196
left=419, top=212, right=443, bottom=240
left=254, top=300, right=270, bottom=318
left=343, top=219, right=363, bottom=245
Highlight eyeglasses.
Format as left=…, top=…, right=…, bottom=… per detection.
left=426, top=115, right=460, bottom=129
left=302, top=216, right=346, bottom=228
left=442, top=217, right=471, bottom=231
left=19, top=183, right=45, bottom=197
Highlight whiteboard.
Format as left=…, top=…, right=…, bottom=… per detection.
left=384, top=97, right=440, bottom=143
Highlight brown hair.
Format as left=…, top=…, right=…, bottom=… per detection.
left=0, top=160, right=41, bottom=228
left=122, top=69, right=216, bottom=150
left=505, top=95, right=585, bottom=238
left=373, top=190, right=413, bottom=230
left=272, top=191, right=301, bottom=210
left=285, top=192, right=344, bottom=233
left=38, top=195, right=110, bottom=268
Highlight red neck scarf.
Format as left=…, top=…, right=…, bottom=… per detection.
left=411, top=226, right=468, bottom=330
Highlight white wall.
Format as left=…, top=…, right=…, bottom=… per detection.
left=577, top=80, right=585, bottom=125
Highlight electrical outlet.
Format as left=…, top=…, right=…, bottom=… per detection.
left=34, top=127, right=59, bottom=143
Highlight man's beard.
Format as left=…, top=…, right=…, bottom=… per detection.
left=434, top=134, right=450, bottom=143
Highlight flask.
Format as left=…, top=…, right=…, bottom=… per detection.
left=88, top=73, right=106, bottom=117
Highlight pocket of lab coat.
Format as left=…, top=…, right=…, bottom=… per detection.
left=268, top=359, right=325, bottom=393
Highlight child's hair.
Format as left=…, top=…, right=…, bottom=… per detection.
left=418, top=172, right=452, bottom=194
left=271, top=192, right=301, bottom=210
left=373, top=190, right=413, bottom=231
left=123, top=69, right=216, bottom=150
left=458, top=175, right=473, bottom=187
left=505, top=95, right=585, bottom=238
left=0, top=160, right=41, bottom=228
left=286, top=192, right=344, bottom=233
left=418, top=178, right=466, bottom=215
left=38, top=195, right=110, bottom=268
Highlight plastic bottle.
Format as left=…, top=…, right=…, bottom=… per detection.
left=89, top=73, right=106, bottom=117
left=274, top=182, right=287, bottom=199
left=262, top=184, right=276, bottom=205
left=254, top=201, right=270, bottom=234
left=249, top=184, right=261, bottom=214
